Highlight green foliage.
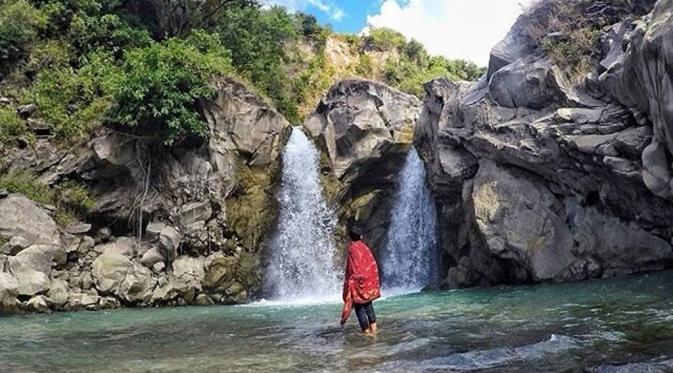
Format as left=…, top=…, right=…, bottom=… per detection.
left=0, top=171, right=53, bottom=204
left=542, top=27, right=599, bottom=83
left=29, top=50, right=120, bottom=139
left=365, top=27, right=406, bottom=51
left=0, top=107, right=34, bottom=145
left=355, top=27, right=485, bottom=98
left=26, top=39, right=72, bottom=72
left=380, top=52, right=485, bottom=98
left=355, top=54, right=374, bottom=77
left=0, top=171, right=94, bottom=225
left=107, top=31, right=232, bottom=144
left=0, top=0, right=486, bottom=148
left=0, top=0, right=47, bottom=72
left=404, top=39, right=429, bottom=66
left=292, top=52, right=334, bottom=115
left=335, top=33, right=361, bottom=51
left=295, top=12, right=328, bottom=45
left=121, top=0, right=257, bottom=39
left=69, top=12, right=152, bottom=55
left=54, top=179, right=95, bottom=224
left=215, top=5, right=300, bottom=122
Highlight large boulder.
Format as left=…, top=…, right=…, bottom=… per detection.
left=488, top=56, right=567, bottom=109
left=7, top=245, right=66, bottom=296
left=0, top=194, right=62, bottom=247
left=304, top=79, right=420, bottom=179
left=91, top=238, right=155, bottom=304
left=472, top=161, right=575, bottom=281
left=303, top=79, right=421, bottom=251
left=0, top=262, right=20, bottom=312
left=151, top=256, right=206, bottom=303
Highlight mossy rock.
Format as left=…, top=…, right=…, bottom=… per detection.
left=203, top=256, right=237, bottom=290
left=225, top=162, right=278, bottom=251
left=203, top=251, right=262, bottom=297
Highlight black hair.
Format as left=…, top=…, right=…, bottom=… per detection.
left=348, top=224, right=363, bottom=241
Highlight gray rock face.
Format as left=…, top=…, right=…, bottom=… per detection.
left=486, top=1, right=546, bottom=79
left=611, top=0, right=673, bottom=199
left=305, top=79, right=420, bottom=178
left=488, top=56, right=566, bottom=109
left=303, top=79, right=421, bottom=251
left=415, top=0, right=673, bottom=287
left=0, top=194, right=62, bottom=247
left=205, top=78, right=289, bottom=168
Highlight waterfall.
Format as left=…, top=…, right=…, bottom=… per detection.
left=264, top=128, right=339, bottom=301
left=382, top=147, right=438, bottom=291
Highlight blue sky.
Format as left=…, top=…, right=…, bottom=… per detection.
left=266, top=0, right=379, bottom=33
left=266, top=0, right=533, bottom=66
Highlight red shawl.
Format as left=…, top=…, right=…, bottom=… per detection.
left=340, top=240, right=381, bottom=325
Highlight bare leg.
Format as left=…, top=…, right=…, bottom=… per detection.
left=369, top=322, right=377, bottom=334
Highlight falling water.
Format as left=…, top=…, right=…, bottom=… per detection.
left=382, top=147, right=438, bottom=291
left=265, top=128, right=339, bottom=301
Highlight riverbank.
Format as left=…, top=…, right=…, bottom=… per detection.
left=3, top=270, right=673, bottom=372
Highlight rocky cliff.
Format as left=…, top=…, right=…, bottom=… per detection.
left=415, top=0, right=673, bottom=287
left=0, top=78, right=290, bottom=312
left=304, top=79, right=421, bottom=252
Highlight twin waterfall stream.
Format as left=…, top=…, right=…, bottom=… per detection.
left=381, top=148, right=438, bottom=292
left=264, top=128, right=340, bottom=301
left=265, top=128, right=438, bottom=301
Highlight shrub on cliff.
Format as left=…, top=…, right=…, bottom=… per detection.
left=364, top=27, right=407, bottom=51
left=107, top=31, right=232, bottom=145
left=0, top=0, right=47, bottom=74
left=0, top=171, right=95, bottom=225
left=0, top=171, right=53, bottom=205
left=29, top=50, right=120, bottom=139
left=214, top=5, right=300, bottom=122
left=529, top=0, right=655, bottom=82
left=0, top=107, right=33, bottom=146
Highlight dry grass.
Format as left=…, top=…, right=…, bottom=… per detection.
left=524, top=0, right=639, bottom=84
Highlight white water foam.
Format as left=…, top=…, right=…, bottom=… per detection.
left=264, top=128, right=340, bottom=301
left=382, top=148, right=439, bottom=292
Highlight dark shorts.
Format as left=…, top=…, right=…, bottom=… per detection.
left=354, top=301, right=376, bottom=330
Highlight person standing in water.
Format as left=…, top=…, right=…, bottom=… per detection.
left=340, top=225, right=381, bottom=335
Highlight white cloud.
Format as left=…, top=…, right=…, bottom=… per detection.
left=332, top=8, right=346, bottom=21
left=365, top=0, right=534, bottom=66
left=264, top=0, right=346, bottom=21
left=307, top=0, right=330, bottom=12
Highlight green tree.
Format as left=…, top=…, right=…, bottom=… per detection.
left=214, top=5, right=300, bottom=121
left=29, top=50, right=121, bottom=139
left=107, top=31, right=232, bottom=144
left=364, top=27, right=406, bottom=51
left=121, top=0, right=257, bottom=38
left=404, top=39, right=429, bottom=66
left=0, top=0, right=47, bottom=73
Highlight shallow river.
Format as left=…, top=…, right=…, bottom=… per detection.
left=3, top=271, right=673, bottom=372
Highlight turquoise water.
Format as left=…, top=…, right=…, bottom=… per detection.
left=3, top=271, right=673, bottom=372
